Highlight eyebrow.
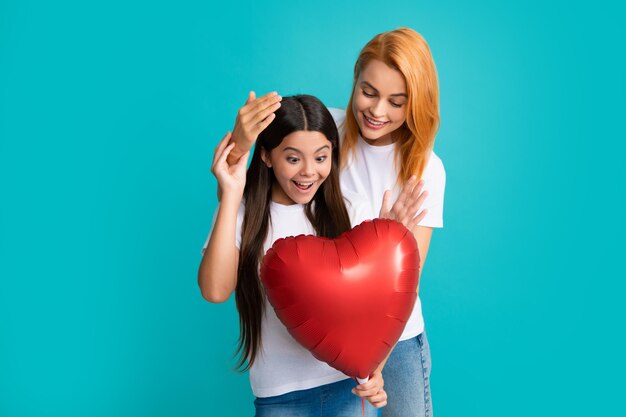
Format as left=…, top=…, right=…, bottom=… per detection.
left=361, top=81, right=408, bottom=98
left=283, top=145, right=331, bottom=153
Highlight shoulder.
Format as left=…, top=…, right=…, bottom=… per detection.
left=342, top=189, right=373, bottom=227
left=328, top=107, right=347, bottom=147
left=328, top=107, right=346, bottom=125
left=423, top=151, right=446, bottom=184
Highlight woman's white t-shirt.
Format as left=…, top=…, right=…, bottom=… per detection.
left=329, top=108, right=446, bottom=340
left=202, top=195, right=369, bottom=398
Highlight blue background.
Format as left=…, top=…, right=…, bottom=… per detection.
left=1, top=0, right=625, bottom=416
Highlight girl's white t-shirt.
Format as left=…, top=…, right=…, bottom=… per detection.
left=202, top=194, right=369, bottom=398
left=329, top=108, right=446, bottom=340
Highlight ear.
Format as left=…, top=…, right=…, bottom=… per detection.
left=260, top=148, right=272, bottom=168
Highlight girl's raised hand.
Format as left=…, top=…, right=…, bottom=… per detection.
left=211, top=132, right=249, bottom=197
left=379, top=176, right=429, bottom=231
left=227, top=91, right=282, bottom=164
left=352, top=370, right=388, bottom=408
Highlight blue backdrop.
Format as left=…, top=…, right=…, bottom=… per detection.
left=1, top=0, right=625, bottom=416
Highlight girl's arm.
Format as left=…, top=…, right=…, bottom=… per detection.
left=198, top=132, right=250, bottom=303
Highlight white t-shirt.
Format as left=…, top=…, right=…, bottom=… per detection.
left=202, top=194, right=369, bottom=398
left=329, top=108, right=446, bottom=340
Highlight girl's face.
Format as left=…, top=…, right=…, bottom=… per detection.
left=351, top=59, right=408, bottom=146
left=262, top=131, right=333, bottom=205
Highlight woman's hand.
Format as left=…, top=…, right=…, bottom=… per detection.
left=227, top=91, right=282, bottom=165
left=212, top=132, right=250, bottom=197
left=352, top=370, right=388, bottom=408
left=379, top=175, right=428, bottom=230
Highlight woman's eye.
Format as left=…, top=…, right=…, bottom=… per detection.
left=316, top=156, right=328, bottom=163
left=390, top=101, right=403, bottom=108
left=362, top=90, right=375, bottom=98
left=287, top=157, right=299, bottom=163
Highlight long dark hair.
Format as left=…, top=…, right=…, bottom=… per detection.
left=235, top=95, right=352, bottom=370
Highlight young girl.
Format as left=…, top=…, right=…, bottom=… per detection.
left=199, top=95, right=392, bottom=416
left=226, top=28, right=445, bottom=417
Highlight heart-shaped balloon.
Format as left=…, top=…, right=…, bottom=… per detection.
left=260, top=219, right=419, bottom=380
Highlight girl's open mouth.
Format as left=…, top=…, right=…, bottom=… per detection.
left=293, top=181, right=314, bottom=191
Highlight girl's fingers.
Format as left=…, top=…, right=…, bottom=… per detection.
left=212, top=132, right=232, bottom=166
left=234, top=150, right=251, bottom=170
left=353, top=383, right=383, bottom=398
left=353, top=388, right=380, bottom=398
left=249, top=99, right=281, bottom=123
left=215, top=143, right=236, bottom=170
left=214, top=131, right=232, bottom=154
left=252, top=112, right=276, bottom=136
left=366, top=391, right=388, bottom=407
left=245, top=91, right=256, bottom=105
left=240, top=91, right=281, bottom=120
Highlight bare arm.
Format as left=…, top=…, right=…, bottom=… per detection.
left=198, top=194, right=241, bottom=303
left=412, top=226, right=433, bottom=293
left=198, top=132, right=250, bottom=303
left=356, top=181, right=434, bottom=407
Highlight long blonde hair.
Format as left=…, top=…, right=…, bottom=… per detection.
left=342, top=28, right=440, bottom=185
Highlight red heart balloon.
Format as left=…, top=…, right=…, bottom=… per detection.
left=260, top=219, right=420, bottom=380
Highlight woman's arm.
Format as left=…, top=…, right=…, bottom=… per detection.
left=198, top=133, right=250, bottom=303
left=413, top=226, right=433, bottom=292
left=353, top=225, right=433, bottom=407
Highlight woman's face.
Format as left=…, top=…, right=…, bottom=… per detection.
left=351, top=59, right=408, bottom=146
left=262, top=131, right=333, bottom=205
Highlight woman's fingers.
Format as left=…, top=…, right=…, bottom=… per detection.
left=407, top=209, right=428, bottom=230
left=393, top=175, right=417, bottom=210
left=404, top=190, right=428, bottom=224
left=379, top=190, right=392, bottom=218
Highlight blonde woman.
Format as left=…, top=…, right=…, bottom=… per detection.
left=330, top=28, right=445, bottom=417
left=225, top=28, right=444, bottom=417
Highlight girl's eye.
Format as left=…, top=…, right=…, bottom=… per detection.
left=390, top=101, right=403, bottom=108
left=316, top=156, right=328, bottom=163
left=287, top=157, right=299, bottom=164
left=362, top=90, right=375, bottom=98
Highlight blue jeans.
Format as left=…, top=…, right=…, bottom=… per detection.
left=382, top=331, right=432, bottom=417
left=254, top=378, right=378, bottom=417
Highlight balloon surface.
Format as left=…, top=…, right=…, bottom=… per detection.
left=260, top=219, right=420, bottom=380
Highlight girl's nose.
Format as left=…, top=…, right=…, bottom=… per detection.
left=300, top=160, right=315, bottom=176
